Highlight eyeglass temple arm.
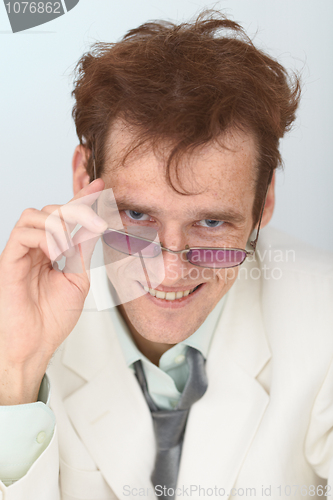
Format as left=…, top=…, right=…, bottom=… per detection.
left=91, top=144, right=98, bottom=213
left=249, top=170, right=274, bottom=251
left=92, top=144, right=97, bottom=182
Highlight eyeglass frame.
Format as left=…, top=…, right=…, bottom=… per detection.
left=91, top=145, right=273, bottom=269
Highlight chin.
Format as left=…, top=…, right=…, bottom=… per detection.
left=139, top=328, right=196, bottom=345
left=121, top=301, right=210, bottom=344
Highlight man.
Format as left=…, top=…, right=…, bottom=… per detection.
left=0, top=11, right=332, bottom=500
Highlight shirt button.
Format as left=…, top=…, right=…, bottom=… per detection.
left=174, top=354, right=185, bottom=364
left=171, top=400, right=178, bottom=409
left=36, top=431, right=46, bottom=444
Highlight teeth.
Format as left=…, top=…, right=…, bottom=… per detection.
left=142, top=284, right=200, bottom=301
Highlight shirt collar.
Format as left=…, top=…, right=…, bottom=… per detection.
left=109, top=293, right=226, bottom=368
left=90, top=264, right=226, bottom=367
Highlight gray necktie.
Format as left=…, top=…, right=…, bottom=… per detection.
left=134, top=346, right=208, bottom=499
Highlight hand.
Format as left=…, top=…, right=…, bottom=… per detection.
left=0, top=179, right=107, bottom=404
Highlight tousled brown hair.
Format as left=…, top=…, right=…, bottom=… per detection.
left=72, top=10, right=301, bottom=224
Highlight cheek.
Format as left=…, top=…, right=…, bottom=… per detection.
left=215, top=266, right=239, bottom=288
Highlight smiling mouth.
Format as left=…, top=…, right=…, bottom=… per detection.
left=139, top=283, right=203, bottom=301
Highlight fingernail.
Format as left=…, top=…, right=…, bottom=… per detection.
left=90, top=179, right=99, bottom=187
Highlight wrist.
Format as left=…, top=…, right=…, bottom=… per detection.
left=0, top=360, right=48, bottom=405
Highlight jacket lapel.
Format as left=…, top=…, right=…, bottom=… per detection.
left=61, top=307, right=156, bottom=500
left=177, top=257, right=271, bottom=498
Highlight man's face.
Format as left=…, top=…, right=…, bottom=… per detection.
left=101, top=122, right=258, bottom=345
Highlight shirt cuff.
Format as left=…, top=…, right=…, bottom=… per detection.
left=0, top=374, right=55, bottom=486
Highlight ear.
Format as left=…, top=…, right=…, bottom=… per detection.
left=72, top=145, right=91, bottom=195
left=260, top=171, right=275, bottom=228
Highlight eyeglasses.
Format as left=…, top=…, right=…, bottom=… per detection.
left=92, top=146, right=272, bottom=269
left=102, top=228, right=251, bottom=269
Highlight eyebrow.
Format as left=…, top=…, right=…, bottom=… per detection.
left=108, top=195, right=246, bottom=224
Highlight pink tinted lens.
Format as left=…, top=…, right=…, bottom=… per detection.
left=187, top=248, right=246, bottom=268
left=103, top=230, right=161, bottom=257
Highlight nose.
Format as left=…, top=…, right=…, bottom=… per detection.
left=154, top=226, right=190, bottom=284
left=158, top=224, right=187, bottom=253
left=157, top=226, right=212, bottom=286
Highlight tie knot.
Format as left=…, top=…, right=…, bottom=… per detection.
left=176, top=346, right=208, bottom=410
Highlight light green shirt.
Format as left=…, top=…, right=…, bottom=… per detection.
left=110, top=295, right=225, bottom=409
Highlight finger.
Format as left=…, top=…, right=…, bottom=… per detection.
left=15, top=208, right=74, bottom=256
left=42, top=179, right=106, bottom=217
left=42, top=196, right=109, bottom=236
left=40, top=177, right=105, bottom=220
left=69, top=178, right=105, bottom=204
left=56, top=204, right=108, bottom=234
left=4, top=227, right=62, bottom=265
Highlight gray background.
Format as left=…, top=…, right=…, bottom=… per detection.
left=0, top=0, right=332, bottom=253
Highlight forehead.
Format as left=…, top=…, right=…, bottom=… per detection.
left=102, top=120, right=258, bottom=211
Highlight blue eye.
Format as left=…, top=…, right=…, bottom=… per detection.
left=125, top=210, right=150, bottom=221
left=198, top=219, right=225, bottom=228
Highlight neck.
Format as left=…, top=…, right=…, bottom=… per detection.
left=117, top=305, right=175, bottom=366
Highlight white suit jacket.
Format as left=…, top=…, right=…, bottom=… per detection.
left=2, top=227, right=333, bottom=500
